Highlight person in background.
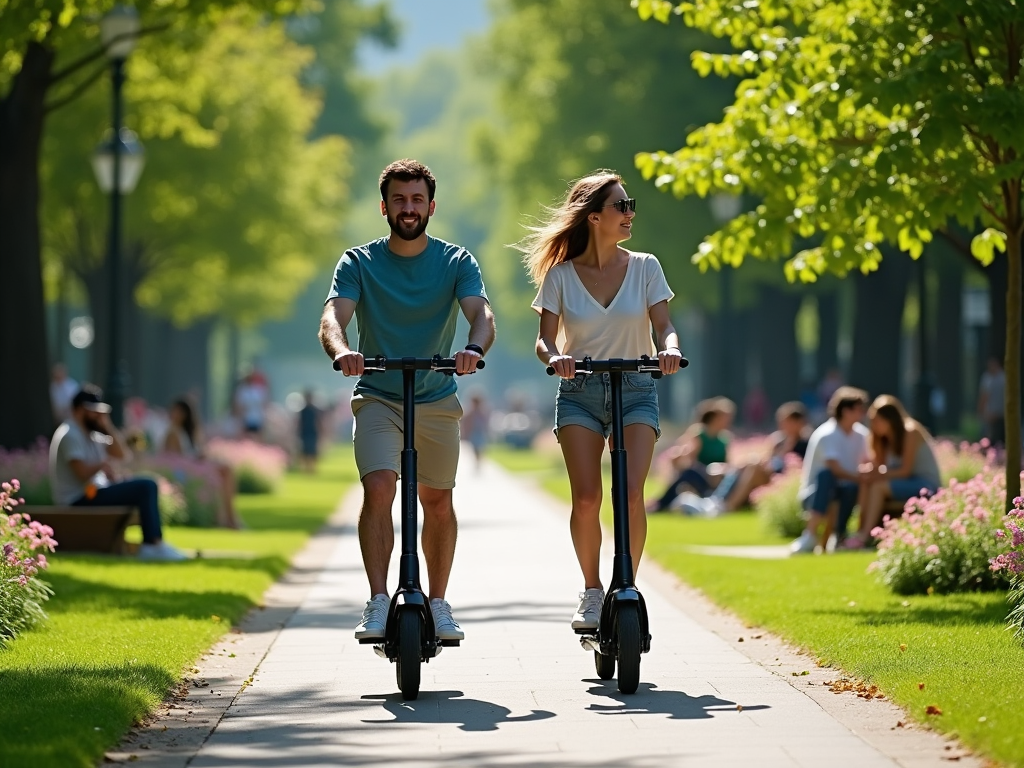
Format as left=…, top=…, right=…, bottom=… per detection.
left=163, top=397, right=243, bottom=529
left=49, top=386, right=186, bottom=561
left=645, top=397, right=734, bottom=513
left=978, top=357, right=1006, bottom=447
left=693, top=401, right=811, bottom=516
left=817, top=368, right=844, bottom=415
left=298, top=389, right=323, bottom=474
left=234, top=371, right=269, bottom=436
left=791, top=386, right=869, bottom=554
left=50, top=363, right=79, bottom=423
left=842, top=395, right=942, bottom=549
left=460, top=392, right=490, bottom=470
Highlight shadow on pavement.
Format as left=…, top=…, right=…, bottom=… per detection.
left=361, top=689, right=556, bottom=731
left=584, top=680, right=770, bottom=719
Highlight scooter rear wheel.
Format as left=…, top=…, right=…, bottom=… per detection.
left=396, top=608, right=422, bottom=701
left=595, top=650, right=615, bottom=680
left=616, top=603, right=641, bottom=694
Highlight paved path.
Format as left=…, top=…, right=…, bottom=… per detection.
left=184, top=460, right=957, bottom=768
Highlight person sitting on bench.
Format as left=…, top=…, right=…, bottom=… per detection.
left=48, top=386, right=186, bottom=561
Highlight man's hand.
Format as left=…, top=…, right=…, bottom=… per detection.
left=454, top=349, right=482, bottom=375
left=658, top=348, right=683, bottom=375
left=549, top=354, right=576, bottom=379
left=334, top=351, right=365, bottom=377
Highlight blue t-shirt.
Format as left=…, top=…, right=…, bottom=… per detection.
left=325, top=235, right=488, bottom=403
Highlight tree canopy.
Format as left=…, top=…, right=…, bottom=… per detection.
left=634, top=0, right=1024, bottom=503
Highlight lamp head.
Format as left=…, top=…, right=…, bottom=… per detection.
left=100, top=5, right=140, bottom=60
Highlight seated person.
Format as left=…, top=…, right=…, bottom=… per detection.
left=791, top=386, right=870, bottom=555
left=49, top=386, right=186, bottom=561
left=842, top=394, right=941, bottom=549
left=162, top=397, right=243, bottom=529
left=646, top=397, right=734, bottom=512
left=698, top=401, right=811, bottom=516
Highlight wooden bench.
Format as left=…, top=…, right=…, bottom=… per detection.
left=21, top=506, right=140, bottom=555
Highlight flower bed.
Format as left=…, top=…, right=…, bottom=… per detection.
left=0, top=443, right=51, bottom=505
left=1, top=480, right=57, bottom=646
left=137, top=455, right=220, bottom=527
left=205, top=438, right=287, bottom=494
left=933, top=438, right=995, bottom=484
left=992, top=497, right=1024, bottom=641
left=870, top=470, right=1020, bottom=595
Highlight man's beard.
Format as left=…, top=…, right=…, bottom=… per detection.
left=386, top=210, right=429, bottom=241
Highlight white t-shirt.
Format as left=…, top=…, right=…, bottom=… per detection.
left=49, top=421, right=112, bottom=505
left=798, top=418, right=869, bottom=502
left=531, top=252, right=674, bottom=359
left=236, top=383, right=268, bottom=428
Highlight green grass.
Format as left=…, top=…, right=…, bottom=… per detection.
left=0, top=446, right=356, bottom=768
left=491, top=447, right=1024, bottom=768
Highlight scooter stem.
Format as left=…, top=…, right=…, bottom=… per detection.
left=609, top=367, right=634, bottom=590
left=400, top=362, right=420, bottom=591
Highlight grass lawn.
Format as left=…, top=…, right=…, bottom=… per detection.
left=491, top=445, right=1024, bottom=768
left=0, top=446, right=356, bottom=768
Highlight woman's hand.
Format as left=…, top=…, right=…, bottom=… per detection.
left=549, top=354, right=577, bottom=379
left=658, top=347, right=683, bottom=375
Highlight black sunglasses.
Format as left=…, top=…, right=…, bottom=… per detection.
left=603, top=198, right=636, bottom=214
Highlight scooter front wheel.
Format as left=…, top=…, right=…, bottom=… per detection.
left=396, top=608, right=422, bottom=700
left=595, top=650, right=615, bottom=680
left=616, top=603, right=641, bottom=694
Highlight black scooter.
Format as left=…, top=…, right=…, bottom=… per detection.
left=546, top=355, right=688, bottom=694
left=336, top=354, right=484, bottom=700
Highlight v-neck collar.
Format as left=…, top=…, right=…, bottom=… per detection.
left=570, top=253, right=633, bottom=312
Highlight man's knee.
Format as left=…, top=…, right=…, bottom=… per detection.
left=419, top=486, right=453, bottom=518
left=362, top=471, right=397, bottom=512
left=815, top=467, right=837, bottom=484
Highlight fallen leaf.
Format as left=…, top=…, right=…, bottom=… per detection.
left=919, top=682, right=926, bottom=690
left=737, top=637, right=744, bottom=642
left=899, top=644, right=907, bottom=652
left=926, top=705, right=943, bottom=716
left=896, top=721, right=905, bottom=728
left=736, top=704, right=743, bottom=712
left=901, top=600, right=910, bottom=607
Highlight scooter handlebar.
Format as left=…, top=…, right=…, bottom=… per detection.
left=334, top=354, right=485, bottom=375
left=545, top=355, right=688, bottom=378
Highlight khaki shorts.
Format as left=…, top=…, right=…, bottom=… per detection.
left=351, top=393, right=463, bottom=489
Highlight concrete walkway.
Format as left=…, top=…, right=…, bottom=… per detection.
left=180, top=459, right=966, bottom=768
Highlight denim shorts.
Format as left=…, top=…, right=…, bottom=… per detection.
left=554, top=372, right=661, bottom=440
left=889, top=476, right=939, bottom=501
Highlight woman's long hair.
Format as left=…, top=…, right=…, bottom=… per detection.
left=868, top=394, right=915, bottom=461
left=517, top=171, right=623, bottom=286
left=172, top=398, right=198, bottom=446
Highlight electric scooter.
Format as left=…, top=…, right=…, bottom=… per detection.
left=336, top=354, right=484, bottom=701
left=546, top=355, right=688, bottom=694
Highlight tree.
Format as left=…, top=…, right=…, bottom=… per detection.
left=634, top=0, right=1024, bottom=506
left=41, top=11, right=348, bottom=394
left=0, top=0, right=301, bottom=447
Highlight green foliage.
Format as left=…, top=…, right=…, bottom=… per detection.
left=41, top=9, right=350, bottom=327
left=481, top=0, right=737, bottom=349
left=633, top=0, right=1024, bottom=278
left=752, top=467, right=805, bottom=538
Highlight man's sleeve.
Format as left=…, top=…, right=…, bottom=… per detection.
left=325, top=251, right=361, bottom=304
left=456, top=250, right=488, bottom=302
left=63, top=429, right=91, bottom=463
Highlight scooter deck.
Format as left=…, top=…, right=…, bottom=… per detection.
left=358, top=637, right=461, bottom=646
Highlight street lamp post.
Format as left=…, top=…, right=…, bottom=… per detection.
left=92, top=5, right=144, bottom=425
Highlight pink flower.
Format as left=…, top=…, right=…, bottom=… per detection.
left=926, top=545, right=940, bottom=555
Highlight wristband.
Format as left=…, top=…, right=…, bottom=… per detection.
left=465, top=344, right=484, bottom=356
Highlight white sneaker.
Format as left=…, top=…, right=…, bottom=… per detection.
left=790, top=530, right=817, bottom=555
left=355, top=594, right=390, bottom=640
left=571, top=588, right=605, bottom=630
left=670, top=492, right=708, bottom=516
left=430, top=598, right=465, bottom=641
left=138, top=541, right=188, bottom=562
left=699, top=496, right=726, bottom=518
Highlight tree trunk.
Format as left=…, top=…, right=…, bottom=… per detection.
left=986, top=254, right=1009, bottom=363
left=756, top=285, right=802, bottom=413
left=934, top=243, right=965, bottom=432
left=849, top=253, right=912, bottom=399
left=0, top=43, right=55, bottom=447
left=1005, top=228, right=1022, bottom=509
left=816, top=291, right=840, bottom=378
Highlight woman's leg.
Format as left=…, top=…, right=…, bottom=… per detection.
left=724, top=463, right=771, bottom=512
left=558, top=425, right=607, bottom=589
left=858, top=479, right=892, bottom=537
left=616, top=424, right=657, bottom=576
